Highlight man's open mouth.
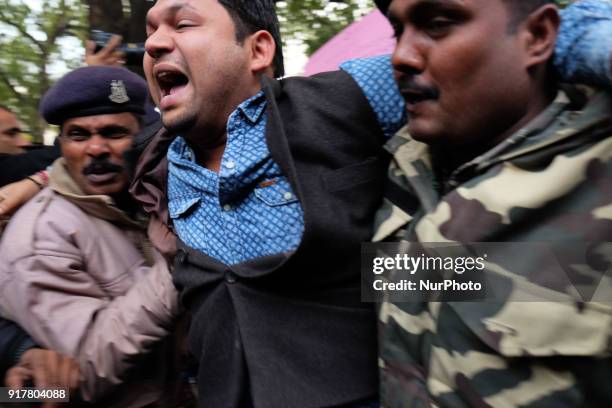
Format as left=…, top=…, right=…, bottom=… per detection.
left=83, top=162, right=123, bottom=184
left=156, top=69, right=189, bottom=98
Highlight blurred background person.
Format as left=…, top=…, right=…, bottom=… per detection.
left=0, top=104, right=29, bottom=153
left=0, top=105, right=59, bottom=187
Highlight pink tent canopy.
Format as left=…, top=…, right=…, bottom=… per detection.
left=303, top=9, right=395, bottom=76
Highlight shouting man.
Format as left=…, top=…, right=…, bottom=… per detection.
left=134, top=0, right=612, bottom=407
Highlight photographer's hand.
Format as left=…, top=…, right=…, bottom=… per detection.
left=85, top=34, right=126, bottom=66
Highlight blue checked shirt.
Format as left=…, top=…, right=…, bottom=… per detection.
left=168, top=4, right=612, bottom=265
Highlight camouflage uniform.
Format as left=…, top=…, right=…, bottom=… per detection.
left=375, top=89, right=612, bottom=407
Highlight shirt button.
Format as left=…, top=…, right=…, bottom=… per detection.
left=223, top=204, right=232, bottom=211
left=225, top=161, right=236, bottom=170
left=225, top=271, right=237, bottom=284
left=283, top=192, right=293, bottom=201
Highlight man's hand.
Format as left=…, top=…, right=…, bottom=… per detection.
left=5, top=348, right=79, bottom=408
left=85, top=34, right=125, bottom=67
left=0, top=177, right=42, bottom=217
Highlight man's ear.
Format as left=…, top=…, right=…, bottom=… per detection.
left=248, top=30, right=275, bottom=76
left=521, top=4, right=560, bottom=69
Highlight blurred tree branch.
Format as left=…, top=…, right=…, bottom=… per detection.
left=0, top=0, right=86, bottom=141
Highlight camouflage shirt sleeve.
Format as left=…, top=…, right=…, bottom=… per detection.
left=555, top=0, right=612, bottom=88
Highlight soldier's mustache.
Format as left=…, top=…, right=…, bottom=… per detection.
left=396, top=77, right=440, bottom=100
left=83, top=160, right=123, bottom=175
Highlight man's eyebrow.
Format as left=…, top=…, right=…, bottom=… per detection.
left=389, top=0, right=465, bottom=20
left=64, top=125, right=89, bottom=132
left=147, top=2, right=198, bottom=23
left=99, top=125, right=131, bottom=133
left=166, top=3, right=199, bottom=16
left=415, top=0, right=465, bottom=7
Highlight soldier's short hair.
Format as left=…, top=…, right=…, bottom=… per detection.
left=217, top=0, right=285, bottom=78
left=502, top=0, right=556, bottom=31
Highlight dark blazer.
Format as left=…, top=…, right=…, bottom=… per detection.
left=171, top=71, right=389, bottom=408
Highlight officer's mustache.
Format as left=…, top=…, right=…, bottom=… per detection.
left=83, top=159, right=123, bottom=175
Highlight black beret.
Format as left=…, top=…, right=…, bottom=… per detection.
left=375, top=0, right=390, bottom=14
left=40, top=66, right=149, bottom=125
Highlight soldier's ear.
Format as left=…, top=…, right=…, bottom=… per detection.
left=520, top=4, right=560, bottom=70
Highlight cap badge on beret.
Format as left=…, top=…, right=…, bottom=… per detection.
left=109, top=80, right=130, bottom=104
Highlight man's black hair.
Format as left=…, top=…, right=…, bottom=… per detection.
left=218, top=0, right=285, bottom=78
left=502, top=0, right=556, bottom=31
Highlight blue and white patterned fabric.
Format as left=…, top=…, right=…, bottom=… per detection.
left=167, top=56, right=406, bottom=265
left=556, top=0, right=612, bottom=88
left=340, top=55, right=406, bottom=139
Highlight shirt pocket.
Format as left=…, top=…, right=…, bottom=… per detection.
left=253, top=177, right=304, bottom=243
left=254, top=177, right=299, bottom=207
left=169, top=196, right=201, bottom=219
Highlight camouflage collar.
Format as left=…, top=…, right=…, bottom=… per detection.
left=385, top=89, right=612, bottom=192
left=455, top=90, right=612, bottom=182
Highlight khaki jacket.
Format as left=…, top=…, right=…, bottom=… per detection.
left=0, top=158, right=180, bottom=407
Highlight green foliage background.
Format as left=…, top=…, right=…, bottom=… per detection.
left=277, top=0, right=370, bottom=57
left=0, top=0, right=87, bottom=141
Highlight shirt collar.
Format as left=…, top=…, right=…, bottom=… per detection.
left=237, top=91, right=266, bottom=124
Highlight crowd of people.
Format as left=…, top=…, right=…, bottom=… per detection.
left=0, top=0, right=611, bottom=407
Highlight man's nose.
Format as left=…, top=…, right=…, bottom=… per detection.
left=391, top=31, right=427, bottom=75
left=145, top=26, right=174, bottom=59
left=85, top=135, right=111, bottom=158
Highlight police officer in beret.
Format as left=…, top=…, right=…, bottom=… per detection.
left=0, top=65, right=186, bottom=407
